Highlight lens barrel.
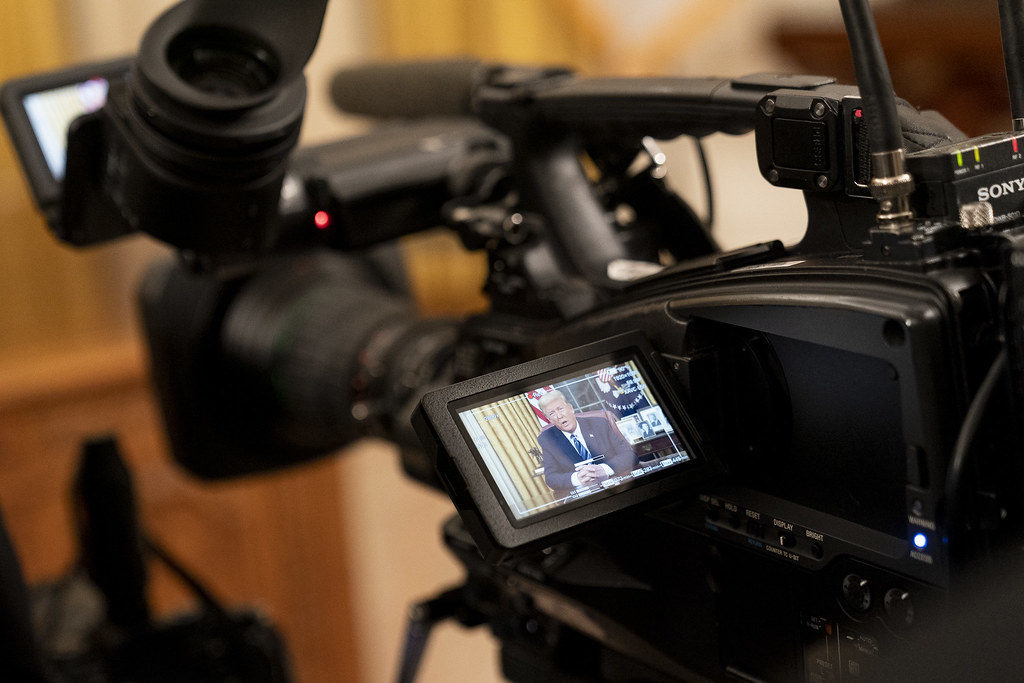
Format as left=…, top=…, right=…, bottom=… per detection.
left=143, top=250, right=459, bottom=478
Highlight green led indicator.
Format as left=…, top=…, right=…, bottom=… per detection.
left=957, top=151, right=963, bottom=167
left=974, top=147, right=981, bottom=163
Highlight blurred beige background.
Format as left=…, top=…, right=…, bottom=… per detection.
left=0, top=1, right=1005, bottom=681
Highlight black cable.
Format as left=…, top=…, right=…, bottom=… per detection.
left=143, top=536, right=230, bottom=619
left=999, top=0, right=1024, bottom=125
left=943, top=348, right=1009, bottom=548
left=694, top=137, right=714, bottom=229
left=838, top=0, right=903, bottom=153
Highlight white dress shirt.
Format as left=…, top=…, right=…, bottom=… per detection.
left=562, top=423, right=614, bottom=487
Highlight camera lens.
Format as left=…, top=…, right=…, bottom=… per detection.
left=167, top=27, right=280, bottom=98
left=219, top=251, right=459, bottom=456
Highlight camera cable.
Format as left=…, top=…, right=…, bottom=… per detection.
left=943, top=348, right=1008, bottom=551
left=142, top=535, right=230, bottom=620
left=694, top=137, right=715, bottom=230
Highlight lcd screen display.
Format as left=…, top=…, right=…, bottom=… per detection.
left=453, top=353, right=692, bottom=523
left=23, top=76, right=109, bottom=181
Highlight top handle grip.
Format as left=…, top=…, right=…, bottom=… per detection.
left=524, top=74, right=838, bottom=140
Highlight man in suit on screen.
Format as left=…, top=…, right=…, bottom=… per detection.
left=536, top=390, right=638, bottom=498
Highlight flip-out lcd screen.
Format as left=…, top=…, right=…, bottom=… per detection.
left=418, top=332, right=713, bottom=558
left=1, top=57, right=129, bottom=214
left=454, top=356, right=688, bottom=520
left=450, top=348, right=694, bottom=527
left=23, top=77, right=109, bottom=181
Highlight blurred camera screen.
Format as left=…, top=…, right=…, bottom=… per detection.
left=455, top=357, right=691, bottom=521
left=23, top=77, right=108, bottom=181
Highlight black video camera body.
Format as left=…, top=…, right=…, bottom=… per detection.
left=5, top=1, right=1024, bottom=681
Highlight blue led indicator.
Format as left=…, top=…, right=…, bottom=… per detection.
left=913, top=533, right=928, bottom=549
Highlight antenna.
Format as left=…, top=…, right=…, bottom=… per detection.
left=999, top=0, right=1024, bottom=131
left=838, top=0, right=915, bottom=232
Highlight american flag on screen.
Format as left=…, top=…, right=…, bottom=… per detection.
left=526, top=386, right=555, bottom=424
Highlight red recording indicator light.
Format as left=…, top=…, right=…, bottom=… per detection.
left=854, top=108, right=863, bottom=118
left=1014, top=137, right=1020, bottom=154
left=313, top=210, right=332, bottom=230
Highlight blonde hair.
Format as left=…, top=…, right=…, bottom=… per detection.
left=536, top=389, right=568, bottom=412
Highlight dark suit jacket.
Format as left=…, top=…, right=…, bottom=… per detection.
left=538, top=413, right=638, bottom=497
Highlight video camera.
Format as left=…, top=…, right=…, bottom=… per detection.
left=5, top=0, right=1024, bottom=680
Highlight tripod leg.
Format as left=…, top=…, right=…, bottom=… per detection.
left=0, top=504, right=50, bottom=681
left=395, top=586, right=468, bottom=683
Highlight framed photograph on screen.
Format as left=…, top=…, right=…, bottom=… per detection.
left=639, top=406, right=670, bottom=433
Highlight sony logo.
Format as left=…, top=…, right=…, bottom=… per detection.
left=977, top=177, right=1024, bottom=201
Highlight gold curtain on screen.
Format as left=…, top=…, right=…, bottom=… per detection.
left=473, top=396, right=554, bottom=507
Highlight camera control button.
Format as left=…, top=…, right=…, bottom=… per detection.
left=883, top=588, right=914, bottom=628
left=842, top=574, right=872, bottom=613
left=778, top=532, right=796, bottom=548
left=810, top=542, right=824, bottom=559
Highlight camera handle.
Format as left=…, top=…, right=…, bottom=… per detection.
left=331, top=63, right=838, bottom=291
left=476, top=72, right=836, bottom=291
left=331, top=61, right=823, bottom=139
